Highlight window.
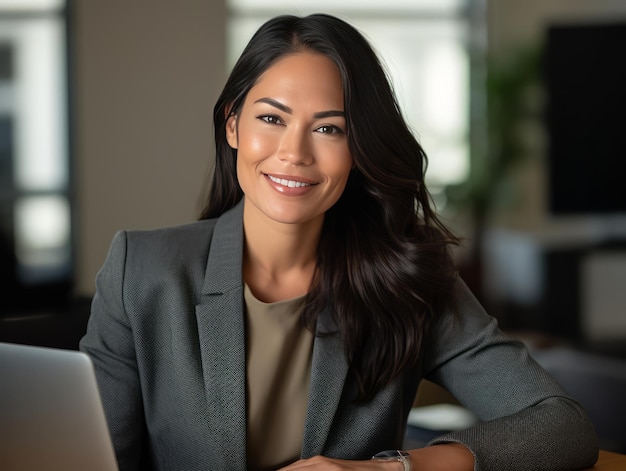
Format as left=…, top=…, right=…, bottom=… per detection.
left=0, top=0, right=70, bottom=312
left=227, top=0, right=472, bottom=208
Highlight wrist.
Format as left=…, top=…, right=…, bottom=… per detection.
left=371, top=450, right=411, bottom=471
left=409, top=443, right=474, bottom=471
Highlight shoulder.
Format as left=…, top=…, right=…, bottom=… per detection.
left=103, top=219, right=220, bottom=290
left=102, top=202, right=244, bottom=291
left=123, top=218, right=218, bottom=255
left=118, top=200, right=243, bottom=257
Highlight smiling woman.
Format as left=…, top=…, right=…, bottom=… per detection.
left=225, top=52, right=353, bottom=305
left=80, top=13, right=599, bottom=471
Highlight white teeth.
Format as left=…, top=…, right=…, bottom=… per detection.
left=267, top=175, right=312, bottom=188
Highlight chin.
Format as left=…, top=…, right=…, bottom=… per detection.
left=264, top=206, right=321, bottom=226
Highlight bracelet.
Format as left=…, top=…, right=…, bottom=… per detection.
left=371, top=450, right=411, bottom=471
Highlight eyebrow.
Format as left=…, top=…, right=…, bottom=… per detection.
left=254, top=97, right=345, bottom=119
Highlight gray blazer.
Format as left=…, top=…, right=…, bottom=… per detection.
left=80, top=201, right=598, bottom=471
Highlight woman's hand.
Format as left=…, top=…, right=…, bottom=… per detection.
left=279, top=443, right=474, bottom=470
left=279, top=455, right=402, bottom=470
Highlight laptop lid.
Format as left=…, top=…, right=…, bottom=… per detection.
left=0, top=342, right=119, bottom=471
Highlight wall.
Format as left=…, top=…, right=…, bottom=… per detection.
left=72, top=1, right=226, bottom=295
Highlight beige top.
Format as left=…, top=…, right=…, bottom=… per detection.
left=244, top=284, right=314, bottom=471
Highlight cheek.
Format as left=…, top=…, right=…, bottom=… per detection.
left=319, top=155, right=353, bottom=205
left=249, top=135, right=273, bottom=156
left=236, top=155, right=260, bottom=199
left=237, top=124, right=277, bottom=159
left=329, top=151, right=354, bottom=184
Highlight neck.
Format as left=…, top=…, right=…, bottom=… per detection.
left=242, top=200, right=322, bottom=302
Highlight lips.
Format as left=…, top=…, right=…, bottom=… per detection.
left=263, top=173, right=318, bottom=195
left=265, top=174, right=316, bottom=188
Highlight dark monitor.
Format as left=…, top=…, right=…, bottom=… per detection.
left=545, top=22, right=626, bottom=215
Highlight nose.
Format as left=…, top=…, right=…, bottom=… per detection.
left=277, top=126, right=313, bottom=165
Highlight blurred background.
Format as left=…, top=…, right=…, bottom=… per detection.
left=1, top=0, right=625, bottom=451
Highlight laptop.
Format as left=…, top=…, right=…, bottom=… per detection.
left=0, top=342, right=119, bottom=471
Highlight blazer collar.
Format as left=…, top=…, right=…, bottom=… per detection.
left=201, top=198, right=245, bottom=296
left=301, top=311, right=350, bottom=458
left=196, top=199, right=247, bottom=469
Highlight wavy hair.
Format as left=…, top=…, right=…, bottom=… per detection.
left=200, top=13, right=459, bottom=401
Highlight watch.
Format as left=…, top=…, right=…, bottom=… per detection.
left=371, top=450, right=412, bottom=471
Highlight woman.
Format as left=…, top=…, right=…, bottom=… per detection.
left=81, top=13, right=599, bottom=471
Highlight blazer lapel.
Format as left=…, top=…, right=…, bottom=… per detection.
left=193, top=200, right=351, bottom=464
left=301, top=310, right=350, bottom=458
left=195, top=201, right=248, bottom=469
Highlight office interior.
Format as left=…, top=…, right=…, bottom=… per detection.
left=1, top=0, right=625, bottom=454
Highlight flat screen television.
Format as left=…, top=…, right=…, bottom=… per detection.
left=545, top=22, right=626, bottom=215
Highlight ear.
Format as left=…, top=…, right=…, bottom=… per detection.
left=225, top=108, right=238, bottom=150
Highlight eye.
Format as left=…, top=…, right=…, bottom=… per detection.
left=258, top=114, right=283, bottom=125
left=315, top=125, right=344, bottom=135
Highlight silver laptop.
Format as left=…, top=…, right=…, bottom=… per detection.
left=0, top=342, right=119, bottom=471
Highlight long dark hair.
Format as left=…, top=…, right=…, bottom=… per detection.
left=200, top=13, right=459, bottom=401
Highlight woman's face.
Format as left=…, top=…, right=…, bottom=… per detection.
left=226, top=52, right=353, bottom=228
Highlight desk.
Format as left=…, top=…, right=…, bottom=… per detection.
left=583, top=450, right=626, bottom=470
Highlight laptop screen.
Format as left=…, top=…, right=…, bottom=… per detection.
left=0, top=342, right=119, bottom=471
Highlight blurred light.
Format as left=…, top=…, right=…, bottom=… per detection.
left=15, top=195, right=70, bottom=268
left=350, top=19, right=469, bottom=187
left=0, top=0, right=63, bottom=11
left=229, top=0, right=465, bottom=13
left=426, top=143, right=469, bottom=187
left=10, top=18, right=68, bottom=191
left=423, top=43, right=467, bottom=135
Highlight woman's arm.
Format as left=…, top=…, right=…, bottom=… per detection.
left=421, top=280, right=599, bottom=470
left=427, top=396, right=597, bottom=471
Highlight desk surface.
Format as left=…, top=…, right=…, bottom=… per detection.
left=584, top=450, right=626, bottom=471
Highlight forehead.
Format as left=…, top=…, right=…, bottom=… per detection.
left=247, top=52, right=344, bottom=107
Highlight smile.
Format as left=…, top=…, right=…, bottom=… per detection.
left=266, top=174, right=314, bottom=188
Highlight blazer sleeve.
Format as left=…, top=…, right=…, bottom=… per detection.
left=80, top=231, right=146, bottom=471
left=422, top=280, right=599, bottom=471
